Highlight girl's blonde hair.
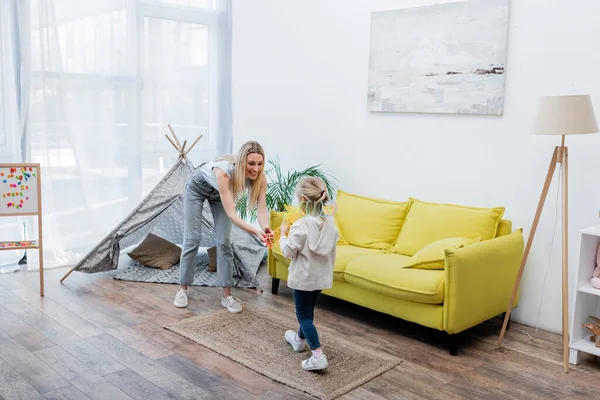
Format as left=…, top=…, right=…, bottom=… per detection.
left=216, top=141, right=265, bottom=209
left=295, top=176, right=329, bottom=217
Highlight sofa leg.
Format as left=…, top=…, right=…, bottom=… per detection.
left=502, top=312, right=511, bottom=331
left=448, top=334, right=458, bottom=356
left=271, top=278, right=280, bottom=295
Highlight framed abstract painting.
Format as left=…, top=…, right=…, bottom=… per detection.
left=367, top=0, right=511, bottom=115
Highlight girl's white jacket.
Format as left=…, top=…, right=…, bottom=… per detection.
left=279, top=215, right=339, bottom=291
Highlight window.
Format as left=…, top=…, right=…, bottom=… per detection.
left=25, top=0, right=231, bottom=263
left=139, top=3, right=221, bottom=195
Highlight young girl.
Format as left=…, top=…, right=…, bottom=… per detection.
left=279, top=177, right=339, bottom=371
left=174, top=141, right=272, bottom=312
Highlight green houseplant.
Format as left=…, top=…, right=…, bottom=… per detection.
left=236, top=156, right=338, bottom=222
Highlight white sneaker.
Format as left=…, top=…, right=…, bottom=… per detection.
left=285, top=330, right=307, bottom=352
left=221, top=295, right=242, bottom=313
left=302, top=355, right=328, bottom=371
left=174, top=288, right=188, bottom=308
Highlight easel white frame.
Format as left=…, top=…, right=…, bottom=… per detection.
left=0, top=163, right=44, bottom=297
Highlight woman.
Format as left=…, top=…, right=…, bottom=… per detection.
left=174, top=141, right=272, bottom=313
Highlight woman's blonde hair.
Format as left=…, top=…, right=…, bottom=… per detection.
left=295, top=176, right=329, bottom=217
left=216, top=141, right=265, bottom=209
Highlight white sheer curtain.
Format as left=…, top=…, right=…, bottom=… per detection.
left=0, top=0, right=29, bottom=272
left=7, top=0, right=232, bottom=270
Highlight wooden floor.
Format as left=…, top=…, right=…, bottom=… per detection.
left=1, top=264, right=600, bottom=400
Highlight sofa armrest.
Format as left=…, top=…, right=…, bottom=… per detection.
left=268, top=210, right=286, bottom=278
left=443, top=229, right=524, bottom=334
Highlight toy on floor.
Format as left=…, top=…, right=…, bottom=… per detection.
left=583, top=316, right=600, bottom=347
left=592, top=244, right=600, bottom=289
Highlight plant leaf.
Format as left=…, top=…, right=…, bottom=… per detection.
left=235, top=156, right=338, bottom=221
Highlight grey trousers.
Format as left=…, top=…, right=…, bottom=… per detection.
left=180, top=169, right=234, bottom=287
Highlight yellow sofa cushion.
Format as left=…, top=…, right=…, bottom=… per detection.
left=404, top=236, right=481, bottom=270
left=270, top=210, right=285, bottom=231
left=393, top=198, right=505, bottom=256
left=344, top=254, right=445, bottom=304
left=334, top=217, right=349, bottom=245
left=496, top=219, right=512, bottom=237
left=335, top=190, right=410, bottom=250
left=271, top=243, right=382, bottom=282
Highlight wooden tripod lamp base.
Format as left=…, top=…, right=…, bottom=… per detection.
left=497, top=95, right=598, bottom=374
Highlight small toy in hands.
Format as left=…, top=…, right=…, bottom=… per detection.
left=582, top=316, right=600, bottom=347
left=263, top=228, right=275, bottom=248
left=592, top=244, right=600, bottom=289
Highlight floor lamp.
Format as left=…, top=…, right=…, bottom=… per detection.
left=497, top=94, right=599, bottom=373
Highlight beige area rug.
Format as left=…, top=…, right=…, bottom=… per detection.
left=164, top=306, right=401, bottom=399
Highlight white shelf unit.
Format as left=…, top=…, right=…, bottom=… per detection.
left=569, top=224, right=600, bottom=364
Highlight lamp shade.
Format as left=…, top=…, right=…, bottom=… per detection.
left=532, top=95, right=599, bottom=135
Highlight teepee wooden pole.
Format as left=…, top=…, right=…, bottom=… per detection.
left=184, top=135, right=203, bottom=156
left=60, top=265, right=76, bottom=283
left=167, top=124, right=182, bottom=149
left=165, top=134, right=180, bottom=152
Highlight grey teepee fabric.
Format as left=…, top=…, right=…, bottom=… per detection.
left=71, top=157, right=266, bottom=287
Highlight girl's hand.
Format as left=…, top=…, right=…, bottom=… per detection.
left=263, top=227, right=275, bottom=248
left=280, top=221, right=289, bottom=237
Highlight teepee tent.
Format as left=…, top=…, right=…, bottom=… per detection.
left=60, top=126, right=267, bottom=287
left=60, top=126, right=203, bottom=281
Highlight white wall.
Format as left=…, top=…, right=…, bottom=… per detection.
left=231, top=0, right=600, bottom=334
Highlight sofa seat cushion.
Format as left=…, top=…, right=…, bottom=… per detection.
left=271, top=243, right=383, bottom=281
left=333, top=246, right=384, bottom=281
left=344, top=254, right=445, bottom=304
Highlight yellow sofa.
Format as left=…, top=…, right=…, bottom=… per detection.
left=268, top=190, right=524, bottom=355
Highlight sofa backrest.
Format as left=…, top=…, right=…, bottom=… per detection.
left=496, top=219, right=512, bottom=237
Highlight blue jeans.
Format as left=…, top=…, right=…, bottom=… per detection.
left=294, top=289, right=322, bottom=350
left=180, top=168, right=234, bottom=287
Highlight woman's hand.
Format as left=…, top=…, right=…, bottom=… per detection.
left=254, top=228, right=275, bottom=248
left=253, top=227, right=265, bottom=240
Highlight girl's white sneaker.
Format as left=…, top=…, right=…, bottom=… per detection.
left=174, top=288, right=188, bottom=308
left=302, top=355, right=328, bottom=371
left=221, top=295, right=242, bottom=313
left=285, top=330, right=306, bottom=352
